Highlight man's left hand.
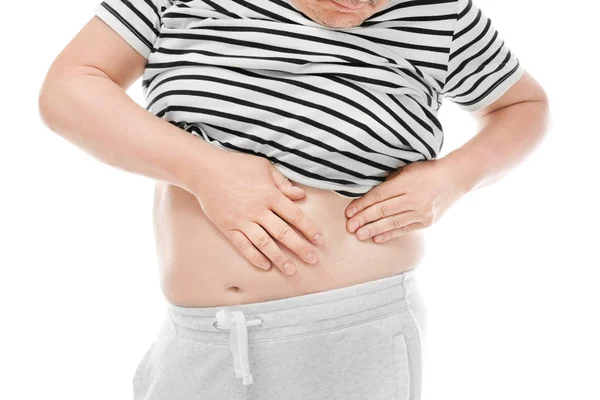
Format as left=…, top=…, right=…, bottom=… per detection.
left=344, top=158, right=467, bottom=243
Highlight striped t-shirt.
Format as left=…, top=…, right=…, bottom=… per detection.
left=94, top=0, right=524, bottom=198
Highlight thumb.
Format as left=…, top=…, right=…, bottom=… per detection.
left=269, top=162, right=305, bottom=200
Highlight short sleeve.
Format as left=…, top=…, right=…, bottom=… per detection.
left=441, top=0, right=524, bottom=112
left=93, top=0, right=171, bottom=59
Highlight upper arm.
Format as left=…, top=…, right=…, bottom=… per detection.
left=43, top=0, right=170, bottom=91
left=471, top=70, right=548, bottom=119
left=440, top=0, right=524, bottom=113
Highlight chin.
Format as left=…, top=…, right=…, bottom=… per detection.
left=316, top=10, right=371, bottom=28
left=307, top=0, right=384, bottom=29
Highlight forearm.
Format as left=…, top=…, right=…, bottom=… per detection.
left=38, top=66, right=224, bottom=193
left=439, top=99, right=550, bottom=195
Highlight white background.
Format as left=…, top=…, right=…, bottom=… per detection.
left=1, top=0, right=598, bottom=399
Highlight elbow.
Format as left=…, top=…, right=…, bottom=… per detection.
left=534, top=85, right=551, bottom=138
left=38, top=73, right=62, bottom=133
left=523, top=85, right=552, bottom=155
left=39, top=65, right=114, bottom=133
left=535, top=84, right=550, bottom=119
left=37, top=68, right=81, bottom=134
left=514, top=80, right=551, bottom=141
left=38, top=84, right=53, bottom=132
left=37, top=66, right=78, bottom=132
left=528, top=75, right=551, bottom=126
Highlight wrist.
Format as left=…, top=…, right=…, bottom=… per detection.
left=172, top=131, right=229, bottom=195
left=436, top=148, right=483, bottom=196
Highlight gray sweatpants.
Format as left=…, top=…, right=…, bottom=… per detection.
left=133, top=269, right=426, bottom=400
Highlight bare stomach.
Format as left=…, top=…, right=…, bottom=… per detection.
left=152, top=178, right=426, bottom=307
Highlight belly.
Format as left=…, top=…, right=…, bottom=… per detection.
left=152, top=178, right=426, bottom=307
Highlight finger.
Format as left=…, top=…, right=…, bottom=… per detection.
left=226, top=229, right=272, bottom=271
left=269, top=162, right=305, bottom=200
left=371, top=222, right=426, bottom=243
left=243, top=221, right=298, bottom=276
left=345, top=181, right=403, bottom=218
left=355, top=211, right=420, bottom=241
left=346, top=194, right=411, bottom=233
left=270, top=194, right=325, bottom=246
left=258, top=211, right=319, bottom=266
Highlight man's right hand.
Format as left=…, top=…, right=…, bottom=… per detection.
left=189, top=151, right=325, bottom=276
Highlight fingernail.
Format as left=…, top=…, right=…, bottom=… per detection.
left=348, top=220, right=359, bottom=232
left=347, top=207, right=357, bottom=217
left=357, top=228, right=369, bottom=240
left=261, top=261, right=271, bottom=270
left=284, top=263, right=296, bottom=275
left=305, top=252, right=317, bottom=263
left=313, top=233, right=324, bottom=244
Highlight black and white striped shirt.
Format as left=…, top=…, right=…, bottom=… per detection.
left=94, top=0, right=523, bottom=198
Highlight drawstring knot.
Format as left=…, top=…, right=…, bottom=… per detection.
left=214, top=309, right=263, bottom=385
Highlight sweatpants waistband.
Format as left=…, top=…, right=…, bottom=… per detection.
left=161, top=269, right=421, bottom=386
left=163, top=268, right=421, bottom=343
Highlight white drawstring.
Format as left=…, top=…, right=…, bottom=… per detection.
left=215, top=309, right=262, bottom=385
